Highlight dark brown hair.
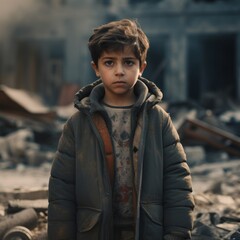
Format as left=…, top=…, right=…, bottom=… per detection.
left=88, top=19, right=149, bottom=66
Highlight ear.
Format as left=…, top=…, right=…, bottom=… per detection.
left=139, top=61, right=147, bottom=77
left=91, top=61, right=100, bottom=77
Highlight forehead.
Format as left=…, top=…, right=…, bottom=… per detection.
left=100, top=45, right=137, bottom=58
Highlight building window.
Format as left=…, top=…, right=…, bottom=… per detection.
left=187, top=34, right=236, bottom=102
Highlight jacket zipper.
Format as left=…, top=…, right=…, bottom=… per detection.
left=134, top=107, right=147, bottom=240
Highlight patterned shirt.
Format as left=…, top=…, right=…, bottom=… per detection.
left=103, top=103, right=134, bottom=221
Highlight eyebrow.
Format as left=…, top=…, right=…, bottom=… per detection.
left=101, top=56, right=137, bottom=60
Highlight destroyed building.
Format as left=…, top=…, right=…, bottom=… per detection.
left=0, top=0, right=240, bottom=105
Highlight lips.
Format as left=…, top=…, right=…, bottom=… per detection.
left=113, top=81, right=126, bottom=84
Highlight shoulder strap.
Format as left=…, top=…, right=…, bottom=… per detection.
left=92, top=113, right=114, bottom=188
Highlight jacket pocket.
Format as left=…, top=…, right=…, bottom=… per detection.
left=77, top=207, right=102, bottom=240
left=140, top=202, right=163, bottom=240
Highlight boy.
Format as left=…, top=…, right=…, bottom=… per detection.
left=48, top=19, right=195, bottom=240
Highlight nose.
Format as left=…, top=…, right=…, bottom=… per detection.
left=115, top=63, right=125, bottom=76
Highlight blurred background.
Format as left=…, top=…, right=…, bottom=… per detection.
left=1, top=0, right=240, bottom=239
left=1, top=0, right=240, bottom=105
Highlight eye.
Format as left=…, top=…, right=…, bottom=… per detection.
left=104, top=60, right=113, bottom=67
left=124, top=60, right=135, bottom=66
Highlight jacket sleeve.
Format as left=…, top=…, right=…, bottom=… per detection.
left=48, top=118, right=77, bottom=240
left=162, top=111, right=195, bottom=239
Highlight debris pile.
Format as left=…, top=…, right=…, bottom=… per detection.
left=0, top=85, right=63, bottom=169
left=167, top=100, right=240, bottom=165
left=0, top=85, right=240, bottom=239
left=0, top=189, right=48, bottom=240
left=166, top=100, right=240, bottom=239
left=191, top=160, right=240, bottom=239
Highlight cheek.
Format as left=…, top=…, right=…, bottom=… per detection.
left=99, top=71, right=112, bottom=82
left=132, top=70, right=141, bottom=78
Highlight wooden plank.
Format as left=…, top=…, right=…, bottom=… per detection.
left=179, top=118, right=240, bottom=157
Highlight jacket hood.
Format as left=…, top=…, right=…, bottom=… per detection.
left=74, top=77, right=163, bottom=113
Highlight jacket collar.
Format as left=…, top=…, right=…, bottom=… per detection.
left=74, top=77, right=163, bottom=114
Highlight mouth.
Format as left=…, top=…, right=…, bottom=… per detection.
left=113, top=81, right=126, bottom=84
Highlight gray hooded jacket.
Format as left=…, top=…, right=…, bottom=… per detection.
left=48, top=77, right=195, bottom=240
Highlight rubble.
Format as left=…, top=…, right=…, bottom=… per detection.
left=0, top=85, right=62, bottom=169
left=0, top=84, right=56, bottom=123
left=0, top=85, right=63, bottom=239
left=0, top=129, right=39, bottom=167
left=0, top=208, right=38, bottom=239
left=165, top=100, right=240, bottom=239
left=0, top=188, right=48, bottom=240
left=3, top=226, right=33, bottom=240
left=0, top=87, right=240, bottom=239
left=178, top=117, right=240, bottom=158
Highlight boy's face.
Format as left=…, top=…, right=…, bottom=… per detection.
left=91, top=46, right=146, bottom=106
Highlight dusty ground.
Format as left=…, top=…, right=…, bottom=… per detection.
left=0, top=160, right=240, bottom=239
left=0, top=164, right=50, bottom=238
left=0, top=163, right=207, bottom=193
left=0, top=164, right=50, bottom=192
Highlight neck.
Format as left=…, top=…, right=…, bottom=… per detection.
left=103, top=94, right=136, bottom=107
